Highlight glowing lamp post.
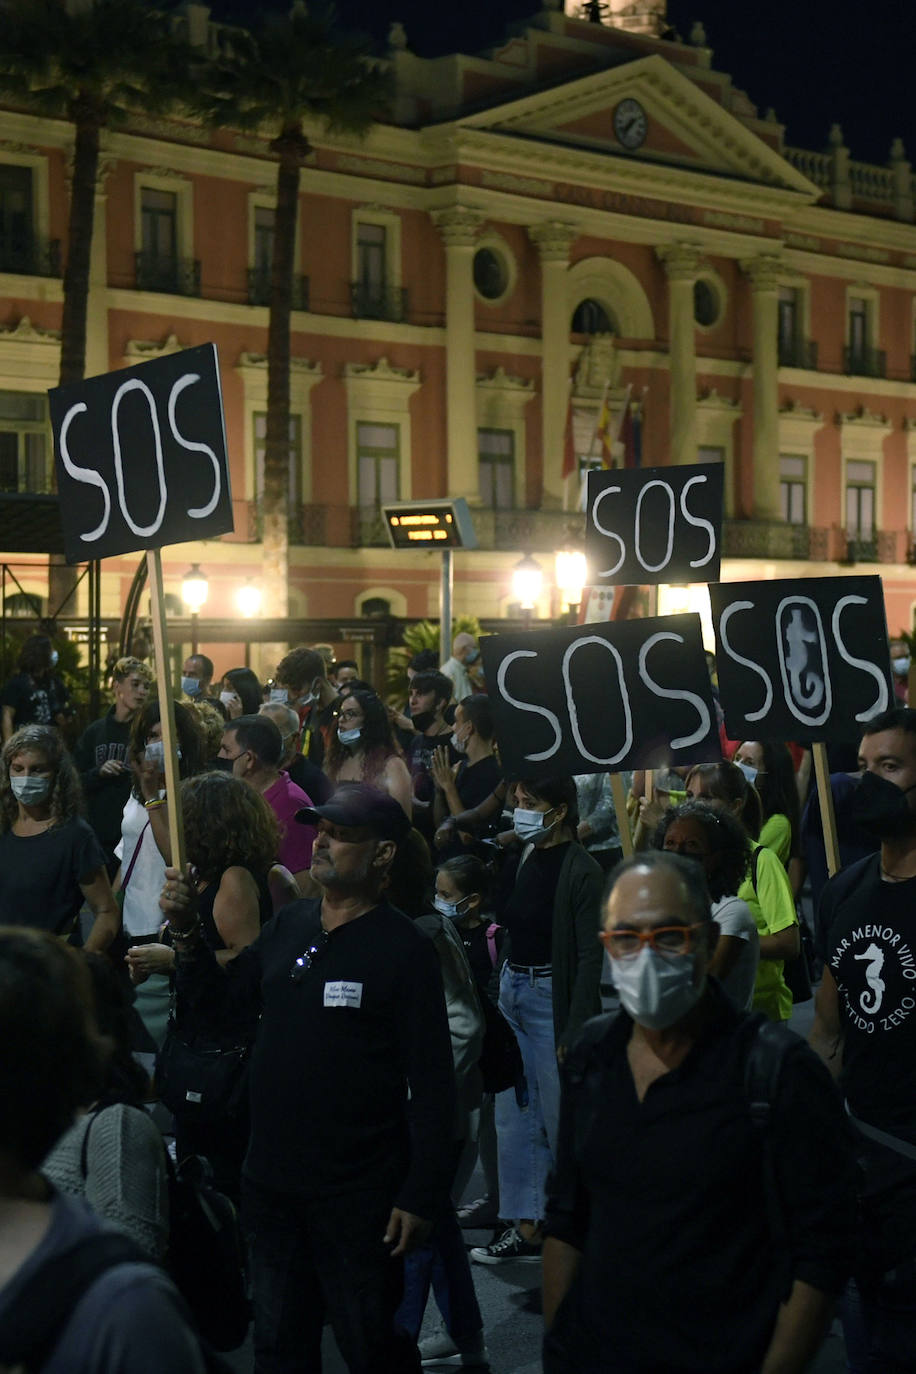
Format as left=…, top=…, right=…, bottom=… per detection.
left=181, top=563, right=208, bottom=656
left=555, top=547, right=588, bottom=622
left=236, top=580, right=262, bottom=667
left=512, top=554, right=543, bottom=625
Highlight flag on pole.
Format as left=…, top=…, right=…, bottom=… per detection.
left=561, top=392, right=576, bottom=480
left=622, top=387, right=646, bottom=468
left=595, top=393, right=614, bottom=469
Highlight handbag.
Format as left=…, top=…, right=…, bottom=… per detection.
left=156, top=1023, right=250, bottom=1126
left=478, top=996, right=523, bottom=1094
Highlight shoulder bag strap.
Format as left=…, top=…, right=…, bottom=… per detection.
left=121, top=818, right=150, bottom=895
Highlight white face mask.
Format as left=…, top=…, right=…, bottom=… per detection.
left=49, top=650, right=59, bottom=668
left=893, top=656, right=911, bottom=677
left=337, top=726, right=361, bottom=746
left=269, top=688, right=289, bottom=704
left=450, top=730, right=468, bottom=755
left=220, top=691, right=241, bottom=710
left=433, top=893, right=470, bottom=921
left=144, top=740, right=181, bottom=768
left=609, top=946, right=703, bottom=1030
left=11, top=774, right=51, bottom=806
left=513, top=806, right=556, bottom=843
left=735, top=760, right=757, bottom=785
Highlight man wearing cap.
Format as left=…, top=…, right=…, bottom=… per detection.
left=161, top=782, right=455, bottom=1374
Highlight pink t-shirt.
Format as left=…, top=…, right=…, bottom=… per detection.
left=263, top=772, right=315, bottom=874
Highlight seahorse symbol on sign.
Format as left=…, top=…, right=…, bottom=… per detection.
left=854, top=942, right=886, bottom=1015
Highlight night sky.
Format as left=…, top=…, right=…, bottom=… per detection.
left=211, top=0, right=913, bottom=166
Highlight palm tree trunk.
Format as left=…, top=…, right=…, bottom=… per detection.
left=262, top=126, right=308, bottom=623
left=51, top=100, right=101, bottom=619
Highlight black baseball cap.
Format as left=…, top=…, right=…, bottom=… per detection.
left=295, top=782, right=411, bottom=842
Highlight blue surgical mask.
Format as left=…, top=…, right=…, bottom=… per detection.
left=11, top=774, right=51, bottom=806
left=893, top=656, right=911, bottom=677
left=465, top=647, right=480, bottom=665
left=513, top=807, right=556, bottom=843
left=337, top=726, right=361, bottom=746
left=269, top=688, right=289, bottom=704
left=610, top=945, right=703, bottom=1030
left=735, top=761, right=758, bottom=785
left=433, top=894, right=470, bottom=921
left=49, top=650, right=59, bottom=668
left=181, top=676, right=201, bottom=698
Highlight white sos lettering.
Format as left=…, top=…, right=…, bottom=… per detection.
left=591, top=473, right=716, bottom=578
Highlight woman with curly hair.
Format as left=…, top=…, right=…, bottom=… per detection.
left=654, top=799, right=760, bottom=1011
left=0, top=724, right=119, bottom=950
left=323, top=687, right=412, bottom=815
left=128, top=772, right=278, bottom=1197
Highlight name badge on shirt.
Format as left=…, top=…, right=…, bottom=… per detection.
left=324, top=980, right=363, bottom=1009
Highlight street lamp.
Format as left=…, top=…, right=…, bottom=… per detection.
left=512, top=554, right=543, bottom=625
left=555, top=547, right=588, bottom=622
left=236, top=579, right=262, bottom=668
left=182, top=563, right=208, bottom=656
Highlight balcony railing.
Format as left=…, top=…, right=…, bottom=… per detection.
left=134, top=251, right=201, bottom=296
left=843, top=345, right=886, bottom=379
left=777, top=337, right=818, bottom=370
left=350, top=282, right=408, bottom=323
left=247, top=267, right=309, bottom=310
left=0, top=235, right=61, bottom=278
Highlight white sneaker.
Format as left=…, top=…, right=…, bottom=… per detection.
left=418, top=1328, right=489, bottom=1367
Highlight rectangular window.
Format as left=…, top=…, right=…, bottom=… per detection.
left=356, top=222, right=386, bottom=297
left=779, top=454, right=807, bottom=526
left=356, top=421, right=399, bottom=509
left=0, top=165, right=33, bottom=273
left=848, top=297, right=868, bottom=365
left=141, top=188, right=177, bottom=260
left=697, top=445, right=725, bottom=465
left=0, top=390, right=49, bottom=493
left=478, top=428, right=515, bottom=509
left=253, top=205, right=274, bottom=274
left=777, top=288, right=797, bottom=357
left=253, top=411, right=301, bottom=506
left=846, top=459, right=875, bottom=539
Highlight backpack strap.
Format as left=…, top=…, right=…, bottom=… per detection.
left=0, top=1231, right=146, bottom=1370
left=743, top=1015, right=800, bottom=1299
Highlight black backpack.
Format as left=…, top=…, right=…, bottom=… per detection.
left=0, top=1230, right=232, bottom=1374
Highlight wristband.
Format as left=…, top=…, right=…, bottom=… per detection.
left=144, top=797, right=166, bottom=811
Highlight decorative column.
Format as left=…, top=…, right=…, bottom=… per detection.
left=741, top=255, right=783, bottom=521
left=432, top=207, right=484, bottom=502
left=656, top=243, right=702, bottom=466
left=528, top=221, right=578, bottom=507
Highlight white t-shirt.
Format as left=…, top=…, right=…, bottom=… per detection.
left=114, top=794, right=167, bottom=938
left=711, top=894, right=760, bottom=1012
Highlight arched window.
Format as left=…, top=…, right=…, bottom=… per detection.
left=2, top=592, right=42, bottom=618
left=361, top=597, right=391, bottom=618
left=571, top=298, right=615, bottom=335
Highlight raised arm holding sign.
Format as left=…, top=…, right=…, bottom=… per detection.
left=50, top=343, right=234, bottom=882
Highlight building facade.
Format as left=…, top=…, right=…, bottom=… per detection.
left=2, top=0, right=916, bottom=678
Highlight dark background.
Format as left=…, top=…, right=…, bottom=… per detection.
left=210, top=0, right=913, bottom=164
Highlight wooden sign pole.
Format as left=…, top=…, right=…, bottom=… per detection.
left=610, top=772, right=633, bottom=858
left=146, top=549, right=187, bottom=876
left=812, top=740, right=840, bottom=878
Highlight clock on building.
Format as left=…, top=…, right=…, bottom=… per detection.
left=613, top=98, right=648, bottom=150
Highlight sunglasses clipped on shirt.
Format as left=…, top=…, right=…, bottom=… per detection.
left=290, top=926, right=330, bottom=982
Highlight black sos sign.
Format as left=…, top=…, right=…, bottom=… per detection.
left=709, top=575, right=893, bottom=743
left=585, top=462, right=724, bottom=587
left=480, top=613, right=721, bottom=778
left=49, top=343, right=233, bottom=563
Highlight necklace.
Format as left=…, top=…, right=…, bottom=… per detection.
left=880, top=864, right=915, bottom=883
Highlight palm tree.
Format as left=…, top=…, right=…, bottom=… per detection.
left=0, top=0, right=191, bottom=387
left=0, top=0, right=191, bottom=611
left=197, top=4, right=391, bottom=618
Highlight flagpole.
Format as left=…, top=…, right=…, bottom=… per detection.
left=578, top=376, right=611, bottom=511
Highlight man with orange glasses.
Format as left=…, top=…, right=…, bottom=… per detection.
left=542, top=851, right=856, bottom=1374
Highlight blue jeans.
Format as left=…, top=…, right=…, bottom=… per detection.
left=495, top=966, right=560, bottom=1222
left=397, top=1203, right=483, bottom=1346
left=242, top=1178, right=421, bottom=1374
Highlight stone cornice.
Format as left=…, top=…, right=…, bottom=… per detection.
left=343, top=356, right=421, bottom=387
left=656, top=242, right=704, bottom=279
left=124, top=332, right=184, bottom=360
left=430, top=205, right=485, bottom=247
left=527, top=220, right=579, bottom=260
left=0, top=315, right=59, bottom=344
left=834, top=405, right=893, bottom=432
left=740, top=255, right=784, bottom=291
left=236, top=352, right=323, bottom=379
left=476, top=365, right=535, bottom=393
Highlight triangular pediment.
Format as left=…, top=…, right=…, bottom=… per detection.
left=460, top=54, right=817, bottom=197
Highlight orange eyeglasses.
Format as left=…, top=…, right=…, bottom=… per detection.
left=600, top=923, right=704, bottom=960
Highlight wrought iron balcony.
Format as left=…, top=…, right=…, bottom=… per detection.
left=247, top=267, right=309, bottom=310
left=350, top=282, right=408, bottom=323
left=134, top=251, right=201, bottom=296
left=843, top=345, right=886, bottom=379
left=0, top=235, right=61, bottom=277
left=777, top=337, right=818, bottom=369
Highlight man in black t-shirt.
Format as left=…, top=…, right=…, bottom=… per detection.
left=811, top=705, right=916, bottom=1370
left=406, top=671, right=457, bottom=841
left=164, top=783, right=455, bottom=1374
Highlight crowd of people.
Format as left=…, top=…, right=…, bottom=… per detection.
left=0, top=627, right=914, bottom=1374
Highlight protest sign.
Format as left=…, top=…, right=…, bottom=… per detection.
left=49, top=343, right=232, bottom=565
left=49, top=343, right=234, bottom=873
left=709, top=575, right=892, bottom=745
left=480, top=614, right=720, bottom=779
left=585, top=462, right=724, bottom=587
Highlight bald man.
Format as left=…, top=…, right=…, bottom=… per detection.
left=440, top=632, right=481, bottom=703
left=259, top=701, right=332, bottom=804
